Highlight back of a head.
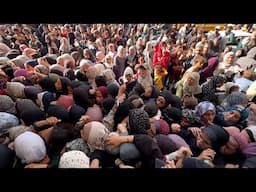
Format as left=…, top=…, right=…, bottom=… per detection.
left=14, top=131, right=46, bottom=164
left=59, top=150, right=90, bottom=168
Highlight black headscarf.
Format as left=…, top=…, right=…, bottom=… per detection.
left=144, top=102, right=158, bottom=118
left=47, top=105, right=70, bottom=122
left=38, top=77, right=55, bottom=93
left=58, top=77, right=72, bottom=96
left=162, top=107, right=182, bottom=124
left=95, top=75, right=107, bottom=87
left=16, top=99, right=39, bottom=116
left=42, top=92, right=56, bottom=112
left=24, top=86, right=42, bottom=102
left=21, top=108, right=46, bottom=126
left=106, top=83, right=119, bottom=98
left=155, top=134, right=178, bottom=155
left=69, top=104, right=86, bottom=124
left=0, top=144, right=15, bottom=168
left=102, top=97, right=115, bottom=116
left=159, top=90, right=181, bottom=109
left=202, top=124, right=229, bottom=151
left=133, top=134, right=163, bottom=168
left=73, top=85, right=91, bottom=110
left=113, top=101, right=130, bottom=131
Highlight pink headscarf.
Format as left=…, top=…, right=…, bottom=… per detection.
left=85, top=105, right=103, bottom=122
left=56, top=95, right=74, bottom=110
left=14, top=69, right=28, bottom=78
left=226, top=128, right=248, bottom=151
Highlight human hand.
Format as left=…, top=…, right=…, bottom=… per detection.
left=176, top=147, right=193, bottom=159
left=25, top=163, right=48, bottom=168
left=171, top=123, right=181, bottom=133
left=198, top=148, right=216, bottom=161
left=105, top=135, right=123, bottom=148
left=117, top=123, right=127, bottom=134
left=163, top=160, right=176, bottom=168
left=79, top=115, right=92, bottom=124
left=46, top=116, right=61, bottom=125
left=188, top=127, right=201, bottom=137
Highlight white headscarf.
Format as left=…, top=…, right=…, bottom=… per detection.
left=59, top=150, right=90, bottom=168
left=14, top=131, right=46, bottom=164
left=183, top=72, right=202, bottom=96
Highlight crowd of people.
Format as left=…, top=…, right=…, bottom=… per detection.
left=1, top=23, right=256, bottom=168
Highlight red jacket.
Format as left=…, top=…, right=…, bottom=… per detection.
left=153, top=42, right=170, bottom=70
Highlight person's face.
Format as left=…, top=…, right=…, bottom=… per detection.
left=226, top=55, right=234, bottom=65
left=55, top=79, right=62, bottom=91
left=139, top=68, right=147, bottom=78
left=129, top=48, right=136, bottom=55
left=196, top=132, right=212, bottom=149
left=216, top=82, right=224, bottom=88
left=144, top=86, right=153, bottom=97
left=195, top=60, right=204, bottom=69
left=224, top=110, right=241, bottom=123
left=195, top=47, right=202, bottom=55
left=235, top=50, right=242, bottom=57
left=156, top=96, right=167, bottom=108
left=181, top=117, right=190, bottom=127
left=203, top=45, right=209, bottom=54
left=187, top=76, right=196, bottom=86
left=105, top=56, right=112, bottom=64
left=240, top=99, right=249, bottom=107
left=161, top=43, right=167, bottom=51
left=84, top=52, right=90, bottom=59
left=202, top=110, right=215, bottom=125
left=95, top=90, right=104, bottom=104
left=148, top=122, right=157, bottom=137
left=154, top=65, right=162, bottom=73
left=220, top=137, right=239, bottom=155
left=125, top=74, right=132, bottom=82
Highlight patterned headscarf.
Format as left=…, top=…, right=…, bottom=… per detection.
left=81, top=121, right=109, bottom=152
left=182, top=109, right=200, bottom=126
left=65, top=138, right=90, bottom=155
left=195, top=101, right=216, bottom=118
left=0, top=112, right=19, bottom=136
left=221, top=92, right=248, bottom=109
left=128, top=109, right=151, bottom=135
left=59, top=150, right=90, bottom=168
left=0, top=79, right=7, bottom=90
left=201, top=75, right=226, bottom=102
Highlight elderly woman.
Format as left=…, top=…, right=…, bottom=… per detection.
left=113, top=45, right=127, bottom=80
left=215, top=105, right=249, bottom=128
left=176, top=72, right=202, bottom=98
left=217, top=51, right=240, bottom=73
left=195, top=101, right=216, bottom=126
